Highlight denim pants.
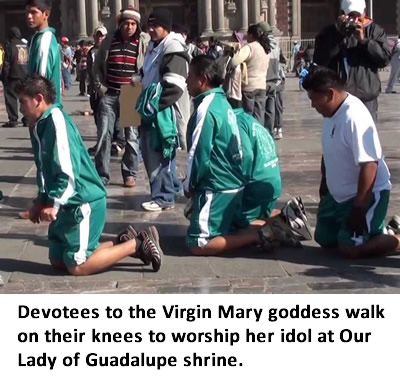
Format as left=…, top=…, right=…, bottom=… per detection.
left=242, top=89, right=267, bottom=125
left=140, top=126, right=182, bottom=207
left=95, top=92, right=139, bottom=184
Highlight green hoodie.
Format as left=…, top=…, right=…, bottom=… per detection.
left=185, top=88, right=245, bottom=192
left=28, top=27, right=62, bottom=104
left=31, top=104, right=106, bottom=208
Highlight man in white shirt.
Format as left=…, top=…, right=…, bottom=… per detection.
left=303, top=66, right=400, bottom=258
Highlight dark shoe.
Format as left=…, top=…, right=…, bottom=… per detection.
left=124, top=176, right=136, bottom=188
left=111, top=142, right=123, bottom=157
left=101, top=178, right=109, bottom=187
left=87, top=146, right=97, bottom=155
left=78, top=93, right=86, bottom=96
left=2, top=122, right=17, bottom=128
left=137, top=226, right=163, bottom=272
left=280, top=196, right=313, bottom=241
left=115, top=225, right=138, bottom=244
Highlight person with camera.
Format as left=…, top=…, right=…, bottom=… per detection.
left=313, top=0, right=391, bottom=123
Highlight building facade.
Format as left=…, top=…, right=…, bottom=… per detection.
left=0, top=0, right=398, bottom=44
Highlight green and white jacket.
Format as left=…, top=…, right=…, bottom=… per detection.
left=31, top=105, right=106, bottom=208
left=184, top=88, right=245, bottom=193
left=28, top=27, right=62, bottom=105
left=234, top=108, right=282, bottom=194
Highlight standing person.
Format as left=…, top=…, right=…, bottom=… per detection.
left=73, top=41, right=83, bottom=81
left=385, top=35, right=400, bottom=94
left=207, top=36, right=223, bottom=59
left=60, top=36, right=72, bottom=91
left=93, top=6, right=147, bottom=187
left=291, top=40, right=300, bottom=71
left=313, top=0, right=391, bottom=123
left=78, top=41, right=89, bottom=96
left=229, top=24, right=271, bottom=125
left=1, top=26, right=28, bottom=128
left=140, top=8, right=190, bottom=212
left=302, top=66, right=399, bottom=258
left=273, top=53, right=286, bottom=140
left=26, top=0, right=62, bottom=105
left=16, top=74, right=163, bottom=275
left=87, top=25, right=107, bottom=154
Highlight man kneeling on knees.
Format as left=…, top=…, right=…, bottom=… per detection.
left=184, top=56, right=305, bottom=256
left=303, top=66, right=400, bottom=258
left=16, top=74, right=163, bottom=275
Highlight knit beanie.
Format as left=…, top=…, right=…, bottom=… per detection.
left=148, top=8, right=173, bottom=31
left=118, top=6, right=141, bottom=28
left=341, top=0, right=366, bottom=14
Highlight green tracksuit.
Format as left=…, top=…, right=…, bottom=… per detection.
left=31, top=105, right=106, bottom=266
left=185, top=88, right=245, bottom=248
left=235, top=109, right=282, bottom=223
left=28, top=27, right=62, bottom=105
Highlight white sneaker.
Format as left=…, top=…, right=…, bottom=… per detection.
left=141, top=201, right=174, bottom=212
left=274, top=128, right=283, bottom=140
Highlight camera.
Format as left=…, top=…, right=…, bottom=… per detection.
left=344, top=20, right=358, bottom=34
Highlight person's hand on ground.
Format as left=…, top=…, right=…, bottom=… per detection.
left=29, top=201, right=42, bottom=224
left=40, top=206, right=59, bottom=222
left=348, top=206, right=367, bottom=236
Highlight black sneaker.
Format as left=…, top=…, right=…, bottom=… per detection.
left=259, top=218, right=302, bottom=249
left=137, top=226, right=163, bottom=272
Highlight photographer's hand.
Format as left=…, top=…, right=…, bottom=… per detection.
left=354, top=20, right=365, bottom=41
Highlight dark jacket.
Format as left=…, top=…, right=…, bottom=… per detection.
left=313, top=22, right=391, bottom=102
left=2, top=27, right=28, bottom=82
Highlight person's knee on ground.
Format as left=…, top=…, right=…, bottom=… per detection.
left=50, top=259, right=67, bottom=270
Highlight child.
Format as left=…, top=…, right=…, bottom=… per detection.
left=16, top=74, right=163, bottom=275
left=184, top=56, right=301, bottom=256
left=303, top=66, right=399, bottom=258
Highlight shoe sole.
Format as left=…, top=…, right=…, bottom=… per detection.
left=141, top=204, right=175, bottom=212
left=147, top=226, right=163, bottom=272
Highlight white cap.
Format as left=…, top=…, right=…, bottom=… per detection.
left=94, top=25, right=108, bottom=36
left=341, top=0, right=366, bottom=14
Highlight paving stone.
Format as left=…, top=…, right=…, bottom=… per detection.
left=232, top=287, right=266, bottom=294
left=180, top=286, right=233, bottom=294
left=308, top=281, right=386, bottom=291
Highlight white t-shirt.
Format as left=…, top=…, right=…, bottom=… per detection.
left=322, top=94, right=391, bottom=203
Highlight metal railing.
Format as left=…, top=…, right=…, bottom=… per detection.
left=278, top=37, right=316, bottom=62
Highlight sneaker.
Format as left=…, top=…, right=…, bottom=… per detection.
left=138, top=226, right=163, bottom=272
left=87, top=146, right=97, bottom=155
left=259, top=218, right=302, bottom=249
left=274, top=128, right=283, bottom=140
left=280, top=196, right=313, bottom=241
left=387, top=215, right=400, bottom=235
left=115, top=225, right=138, bottom=244
left=2, top=122, right=17, bottom=128
left=141, top=201, right=174, bottom=212
left=124, top=176, right=136, bottom=188
left=111, top=142, right=123, bottom=157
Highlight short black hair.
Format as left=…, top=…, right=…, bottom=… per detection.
left=302, top=66, right=346, bottom=93
left=190, top=55, right=224, bottom=88
left=15, top=74, right=56, bottom=104
left=25, top=0, right=52, bottom=11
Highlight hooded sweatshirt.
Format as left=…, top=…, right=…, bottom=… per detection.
left=2, top=27, right=28, bottom=81
left=28, top=27, right=62, bottom=105
left=142, top=32, right=190, bottom=149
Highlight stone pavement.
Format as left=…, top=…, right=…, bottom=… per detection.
left=1, top=74, right=400, bottom=294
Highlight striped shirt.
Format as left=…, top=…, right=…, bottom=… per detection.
left=106, top=37, right=139, bottom=92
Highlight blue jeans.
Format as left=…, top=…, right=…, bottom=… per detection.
left=140, top=126, right=182, bottom=207
left=95, top=92, right=139, bottom=184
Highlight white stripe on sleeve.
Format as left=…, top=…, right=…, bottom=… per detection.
left=51, top=108, right=76, bottom=208
left=183, top=93, right=215, bottom=192
left=39, top=31, right=53, bottom=77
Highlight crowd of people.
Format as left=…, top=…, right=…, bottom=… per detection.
left=1, top=0, right=400, bottom=277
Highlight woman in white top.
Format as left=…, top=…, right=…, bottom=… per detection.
left=229, top=24, right=271, bottom=124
